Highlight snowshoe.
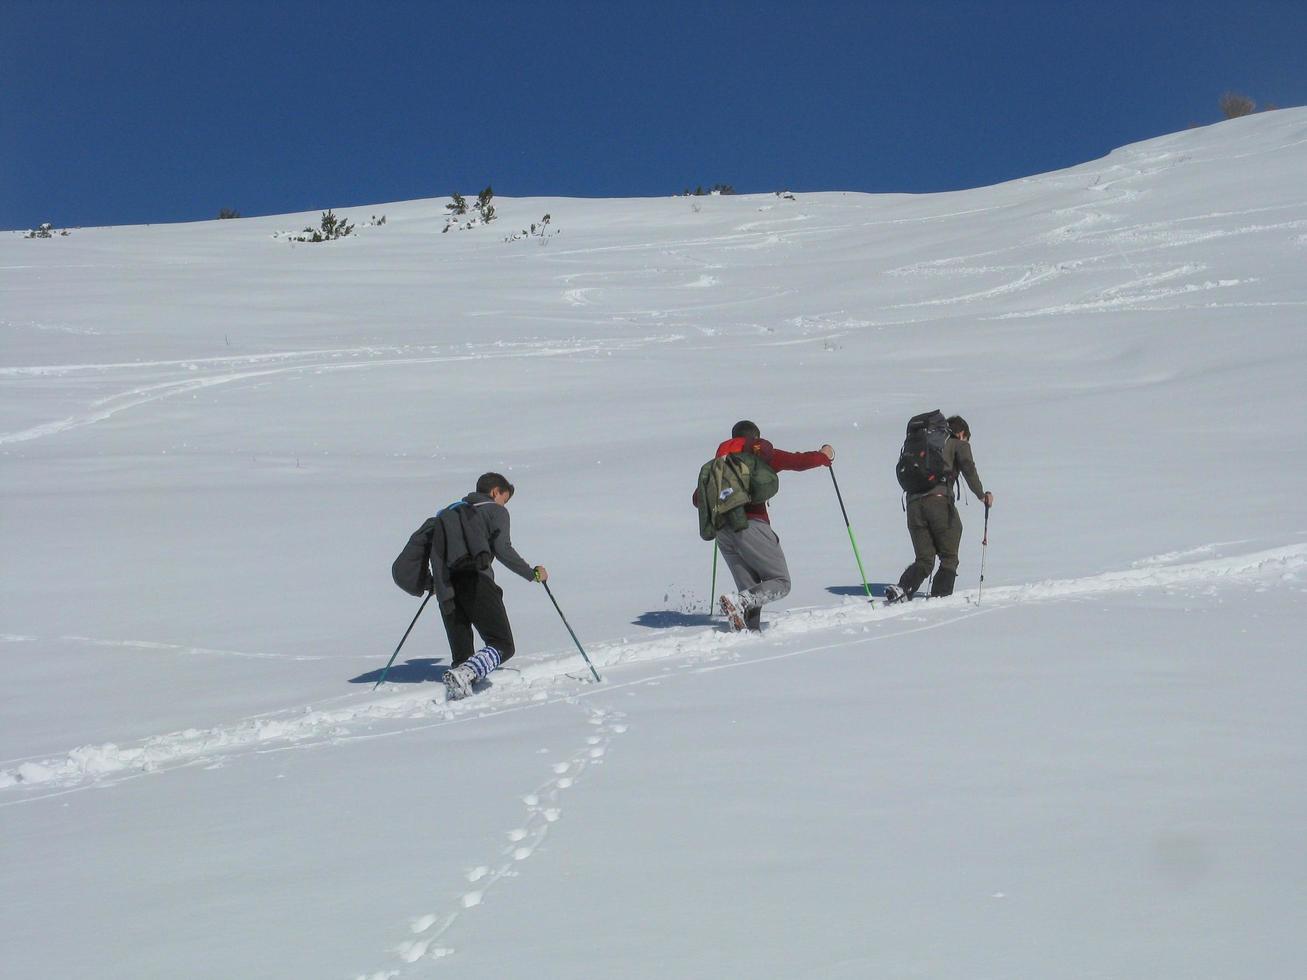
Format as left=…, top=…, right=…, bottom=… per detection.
left=719, top=592, right=749, bottom=632
left=444, top=663, right=476, bottom=701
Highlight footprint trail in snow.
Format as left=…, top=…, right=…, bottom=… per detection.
left=376, top=707, right=627, bottom=971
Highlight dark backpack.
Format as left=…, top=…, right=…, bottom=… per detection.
left=895, top=410, right=951, bottom=494
left=390, top=502, right=493, bottom=597
left=392, top=517, right=438, bottom=596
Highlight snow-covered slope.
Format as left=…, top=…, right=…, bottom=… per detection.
left=3, top=111, right=1305, bottom=978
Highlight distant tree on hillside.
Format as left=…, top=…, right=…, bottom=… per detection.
left=681, top=183, right=736, bottom=196
left=475, top=186, right=496, bottom=223
left=291, top=210, right=354, bottom=243
left=217, top=208, right=241, bottom=219
left=1219, top=91, right=1256, bottom=119
left=441, top=185, right=497, bottom=233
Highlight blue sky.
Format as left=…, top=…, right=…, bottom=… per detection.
left=3, top=0, right=1304, bottom=229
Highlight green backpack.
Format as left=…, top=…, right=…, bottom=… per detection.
left=696, top=452, right=779, bottom=540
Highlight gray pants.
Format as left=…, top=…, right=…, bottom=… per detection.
left=717, top=519, right=791, bottom=629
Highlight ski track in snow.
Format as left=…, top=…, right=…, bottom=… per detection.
left=0, top=335, right=680, bottom=446
left=369, top=706, right=628, bottom=973
left=0, top=633, right=322, bottom=662
left=2, top=543, right=1302, bottom=804
left=875, top=140, right=1305, bottom=320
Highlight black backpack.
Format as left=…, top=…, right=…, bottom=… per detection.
left=392, top=517, right=438, bottom=596
left=390, top=502, right=493, bottom=597
left=896, top=410, right=951, bottom=493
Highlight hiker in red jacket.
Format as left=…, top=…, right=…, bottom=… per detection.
left=693, top=420, right=833, bottom=631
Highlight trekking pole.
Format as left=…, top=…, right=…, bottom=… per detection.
left=829, top=466, right=873, bottom=601
left=977, top=503, right=991, bottom=606
left=541, top=578, right=601, bottom=683
left=709, top=541, right=719, bottom=615
left=373, top=592, right=433, bottom=690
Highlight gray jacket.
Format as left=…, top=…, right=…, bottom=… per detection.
left=461, top=492, right=537, bottom=583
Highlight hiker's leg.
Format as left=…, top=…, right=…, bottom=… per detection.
left=899, top=497, right=937, bottom=596
left=467, top=574, right=516, bottom=667
left=716, top=526, right=762, bottom=593
left=931, top=498, right=963, bottom=575
left=927, top=499, right=963, bottom=597
left=442, top=583, right=476, bottom=667
left=734, top=520, right=791, bottom=609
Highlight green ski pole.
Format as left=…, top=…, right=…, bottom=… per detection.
left=829, top=466, right=873, bottom=601
left=710, top=541, right=718, bottom=615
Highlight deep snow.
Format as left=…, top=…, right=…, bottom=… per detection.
left=3, top=109, right=1306, bottom=978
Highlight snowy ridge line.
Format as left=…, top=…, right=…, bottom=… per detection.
left=0, top=334, right=680, bottom=445
left=1, top=543, right=1301, bottom=800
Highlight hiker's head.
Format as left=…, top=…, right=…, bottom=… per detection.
left=947, top=416, right=971, bottom=441
left=476, top=472, right=515, bottom=504
left=732, top=420, right=761, bottom=441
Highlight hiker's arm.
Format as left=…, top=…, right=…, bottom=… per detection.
left=489, top=509, right=538, bottom=581
left=954, top=441, right=986, bottom=498
left=768, top=446, right=832, bottom=472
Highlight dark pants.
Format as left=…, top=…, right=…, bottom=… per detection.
left=442, top=571, right=516, bottom=666
left=898, top=493, right=962, bottom=597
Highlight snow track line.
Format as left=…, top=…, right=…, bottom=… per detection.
left=3, top=543, right=1302, bottom=805
left=0, top=335, right=678, bottom=445
left=0, top=633, right=319, bottom=661
left=0, top=345, right=448, bottom=377
left=0, top=605, right=987, bottom=806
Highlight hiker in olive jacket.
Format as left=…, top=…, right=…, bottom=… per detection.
left=886, top=416, right=994, bottom=602
left=693, top=420, right=834, bottom=631
left=441, top=472, right=548, bottom=701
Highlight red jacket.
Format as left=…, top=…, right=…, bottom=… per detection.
left=692, top=437, right=830, bottom=524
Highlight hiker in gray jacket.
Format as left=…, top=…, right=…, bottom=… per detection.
left=441, top=472, right=547, bottom=700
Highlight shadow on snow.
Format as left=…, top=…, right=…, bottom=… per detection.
left=349, top=657, right=447, bottom=685
left=631, top=610, right=718, bottom=629
left=826, top=583, right=893, bottom=599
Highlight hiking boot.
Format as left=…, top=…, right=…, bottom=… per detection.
left=883, top=584, right=908, bottom=604
left=929, top=569, right=957, bottom=598
left=444, top=663, right=477, bottom=701
left=719, top=592, right=750, bottom=631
